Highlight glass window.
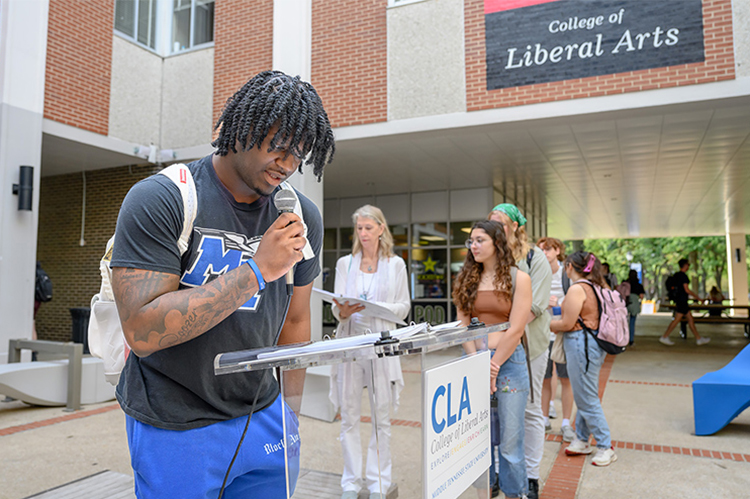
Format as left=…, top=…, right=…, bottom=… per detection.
left=115, top=0, right=136, bottom=37
left=394, top=248, right=409, bottom=264
left=323, top=228, right=337, bottom=251
left=172, top=0, right=214, bottom=53
left=172, top=0, right=191, bottom=51
left=322, top=251, right=338, bottom=292
left=115, top=0, right=157, bottom=50
left=390, top=224, right=408, bottom=247
left=194, top=0, right=215, bottom=45
left=411, top=222, right=448, bottom=246
left=411, top=249, right=448, bottom=299
left=411, top=301, right=448, bottom=325
left=450, top=248, right=468, bottom=274
left=340, top=227, right=354, bottom=251
left=450, top=221, right=474, bottom=247
left=137, top=0, right=157, bottom=48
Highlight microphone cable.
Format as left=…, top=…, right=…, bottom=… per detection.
left=217, top=286, right=294, bottom=499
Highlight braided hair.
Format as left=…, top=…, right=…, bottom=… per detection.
left=212, top=71, right=336, bottom=180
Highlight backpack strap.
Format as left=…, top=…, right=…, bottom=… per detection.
left=511, top=267, right=535, bottom=403
left=158, top=163, right=197, bottom=256
left=574, top=279, right=602, bottom=375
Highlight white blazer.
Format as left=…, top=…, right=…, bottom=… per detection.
left=330, top=253, right=411, bottom=411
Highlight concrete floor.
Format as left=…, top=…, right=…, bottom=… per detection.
left=2, top=313, right=749, bottom=499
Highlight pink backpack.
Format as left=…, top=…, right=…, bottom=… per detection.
left=576, top=280, right=629, bottom=361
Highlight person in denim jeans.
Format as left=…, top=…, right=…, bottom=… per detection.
left=550, top=251, right=617, bottom=467
left=453, top=220, right=532, bottom=498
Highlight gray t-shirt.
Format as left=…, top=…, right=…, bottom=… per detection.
left=111, top=155, right=322, bottom=430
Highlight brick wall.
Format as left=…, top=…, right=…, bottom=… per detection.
left=35, top=166, right=157, bottom=342
left=465, top=0, right=735, bottom=111
left=44, top=0, right=113, bottom=135
left=212, top=0, right=274, bottom=130
left=312, top=0, right=388, bottom=127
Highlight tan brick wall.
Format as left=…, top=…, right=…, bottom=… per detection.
left=44, top=0, right=113, bottom=135
left=212, top=0, right=274, bottom=131
left=465, top=0, right=736, bottom=111
left=312, top=0, right=388, bottom=127
left=35, top=166, right=157, bottom=342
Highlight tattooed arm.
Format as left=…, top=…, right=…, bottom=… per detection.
left=113, top=213, right=306, bottom=357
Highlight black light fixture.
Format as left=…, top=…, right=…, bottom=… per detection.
left=12, top=165, right=33, bottom=211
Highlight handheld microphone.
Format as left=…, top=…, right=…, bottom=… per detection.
left=274, top=188, right=298, bottom=294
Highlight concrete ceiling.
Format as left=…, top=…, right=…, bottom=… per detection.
left=323, top=94, right=750, bottom=240
left=40, top=93, right=750, bottom=241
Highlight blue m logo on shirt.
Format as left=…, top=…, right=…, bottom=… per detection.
left=181, top=228, right=262, bottom=311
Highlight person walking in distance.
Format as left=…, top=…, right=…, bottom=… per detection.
left=330, top=205, right=410, bottom=499
left=110, top=71, right=335, bottom=499
left=660, top=259, right=710, bottom=346
left=624, top=269, right=645, bottom=346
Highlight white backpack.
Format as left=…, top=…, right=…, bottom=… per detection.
left=88, top=164, right=197, bottom=385
left=87, top=165, right=312, bottom=385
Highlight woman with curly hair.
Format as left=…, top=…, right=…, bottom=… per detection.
left=453, top=220, right=532, bottom=499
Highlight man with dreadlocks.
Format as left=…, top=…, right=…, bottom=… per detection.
left=110, top=71, right=335, bottom=499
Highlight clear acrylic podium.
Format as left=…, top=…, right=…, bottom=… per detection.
left=215, top=320, right=508, bottom=499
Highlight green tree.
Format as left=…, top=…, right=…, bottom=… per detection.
left=565, top=237, right=728, bottom=301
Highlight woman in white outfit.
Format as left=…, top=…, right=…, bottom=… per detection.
left=330, top=205, right=410, bottom=499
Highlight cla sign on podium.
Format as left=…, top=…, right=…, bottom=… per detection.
left=424, top=351, right=491, bottom=499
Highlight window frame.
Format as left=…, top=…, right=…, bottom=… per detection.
left=170, top=0, right=215, bottom=54
left=113, top=0, right=215, bottom=56
left=114, top=0, right=159, bottom=52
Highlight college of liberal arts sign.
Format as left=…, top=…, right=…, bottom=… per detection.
left=485, top=0, right=705, bottom=90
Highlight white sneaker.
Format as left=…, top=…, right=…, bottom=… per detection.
left=565, top=438, right=593, bottom=456
left=561, top=424, right=576, bottom=442
left=341, top=491, right=359, bottom=499
left=591, top=447, right=617, bottom=466
left=696, top=337, right=711, bottom=346
left=659, top=336, right=675, bottom=346
left=549, top=402, right=557, bottom=419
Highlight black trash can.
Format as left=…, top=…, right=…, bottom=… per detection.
left=70, top=307, right=91, bottom=354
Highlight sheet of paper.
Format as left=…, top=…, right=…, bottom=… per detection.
left=256, top=323, right=427, bottom=360
left=312, top=288, right=407, bottom=325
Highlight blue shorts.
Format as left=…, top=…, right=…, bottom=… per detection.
left=125, top=394, right=300, bottom=499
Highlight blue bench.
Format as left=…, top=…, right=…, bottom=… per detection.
left=692, top=344, right=750, bottom=435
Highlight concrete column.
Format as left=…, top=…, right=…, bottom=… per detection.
left=725, top=233, right=749, bottom=315
left=0, top=0, right=50, bottom=362
left=273, top=0, right=325, bottom=342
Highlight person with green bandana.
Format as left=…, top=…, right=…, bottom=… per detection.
left=488, top=204, right=552, bottom=499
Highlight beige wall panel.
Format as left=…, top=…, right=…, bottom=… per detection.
left=161, top=48, right=214, bottom=149
left=108, top=37, right=162, bottom=146
left=387, top=0, right=466, bottom=120
left=734, top=0, right=750, bottom=77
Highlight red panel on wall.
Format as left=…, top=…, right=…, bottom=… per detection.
left=484, top=0, right=560, bottom=15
